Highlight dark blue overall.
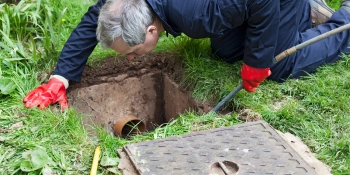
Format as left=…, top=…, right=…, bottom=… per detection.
left=53, top=0, right=350, bottom=82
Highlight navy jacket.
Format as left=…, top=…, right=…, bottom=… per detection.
left=54, top=0, right=279, bottom=82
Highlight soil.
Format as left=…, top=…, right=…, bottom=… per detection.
left=237, top=109, right=262, bottom=122
left=1, top=0, right=21, bottom=5
left=68, top=52, right=184, bottom=89
left=67, top=52, right=204, bottom=135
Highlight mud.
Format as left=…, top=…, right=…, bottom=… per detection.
left=67, top=53, right=201, bottom=135
left=237, top=108, right=262, bottom=122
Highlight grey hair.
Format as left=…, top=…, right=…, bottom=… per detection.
left=96, top=0, right=155, bottom=48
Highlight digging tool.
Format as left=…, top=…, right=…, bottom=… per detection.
left=211, top=23, right=350, bottom=113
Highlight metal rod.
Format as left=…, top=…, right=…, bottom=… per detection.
left=211, top=84, right=243, bottom=113
left=296, top=23, right=350, bottom=50
left=275, top=23, right=350, bottom=62
left=211, top=23, right=350, bottom=113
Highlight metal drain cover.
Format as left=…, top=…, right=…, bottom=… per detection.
left=118, top=121, right=318, bottom=175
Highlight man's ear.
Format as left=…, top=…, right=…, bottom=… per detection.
left=147, top=25, right=158, bottom=36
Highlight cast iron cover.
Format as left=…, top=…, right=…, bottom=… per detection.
left=121, top=121, right=318, bottom=175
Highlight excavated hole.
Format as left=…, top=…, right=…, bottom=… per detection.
left=68, top=72, right=199, bottom=135
left=67, top=53, right=211, bottom=136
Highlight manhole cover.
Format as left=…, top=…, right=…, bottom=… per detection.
left=118, top=121, right=318, bottom=175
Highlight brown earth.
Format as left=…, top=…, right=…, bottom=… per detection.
left=67, top=52, right=207, bottom=136
left=68, top=52, right=184, bottom=90
left=1, top=0, right=20, bottom=4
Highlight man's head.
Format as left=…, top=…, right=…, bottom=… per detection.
left=97, top=0, right=162, bottom=60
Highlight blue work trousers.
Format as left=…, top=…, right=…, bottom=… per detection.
left=211, top=0, right=350, bottom=82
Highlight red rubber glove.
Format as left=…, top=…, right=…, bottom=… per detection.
left=23, top=78, right=69, bottom=110
left=241, top=63, right=271, bottom=92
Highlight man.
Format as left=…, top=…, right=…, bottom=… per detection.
left=23, top=0, right=350, bottom=110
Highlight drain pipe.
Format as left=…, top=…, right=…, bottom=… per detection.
left=113, top=114, right=146, bottom=138
left=211, top=23, right=350, bottom=113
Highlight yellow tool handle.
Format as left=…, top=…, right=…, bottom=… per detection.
left=90, top=146, right=101, bottom=175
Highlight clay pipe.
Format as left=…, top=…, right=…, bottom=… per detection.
left=211, top=23, right=350, bottom=113
left=113, top=114, right=146, bottom=138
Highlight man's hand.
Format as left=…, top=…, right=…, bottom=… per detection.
left=241, top=63, right=271, bottom=92
left=23, top=78, right=69, bottom=110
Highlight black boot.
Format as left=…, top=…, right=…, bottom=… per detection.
left=309, top=0, right=335, bottom=26
left=342, top=0, right=350, bottom=13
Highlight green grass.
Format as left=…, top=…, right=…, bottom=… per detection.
left=328, top=0, right=341, bottom=9
left=1, top=0, right=350, bottom=174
